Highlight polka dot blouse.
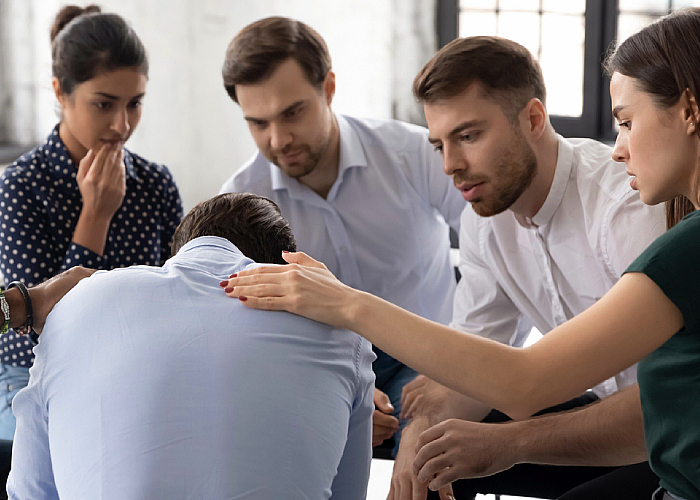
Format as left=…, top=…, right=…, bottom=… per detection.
left=0, top=125, right=183, bottom=365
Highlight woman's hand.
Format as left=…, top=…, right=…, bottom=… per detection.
left=77, top=142, right=126, bottom=221
left=72, top=142, right=126, bottom=254
left=219, top=251, right=358, bottom=330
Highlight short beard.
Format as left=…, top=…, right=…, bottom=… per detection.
left=472, top=129, right=537, bottom=217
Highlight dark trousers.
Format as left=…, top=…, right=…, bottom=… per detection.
left=428, top=394, right=659, bottom=499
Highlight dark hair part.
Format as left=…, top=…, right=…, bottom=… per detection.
left=171, top=193, right=297, bottom=264
left=51, top=4, right=148, bottom=95
left=605, top=8, right=700, bottom=228
left=413, top=36, right=546, bottom=123
left=222, top=16, right=331, bottom=103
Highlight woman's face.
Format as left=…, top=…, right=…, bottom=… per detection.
left=54, top=67, right=148, bottom=163
left=610, top=72, right=699, bottom=207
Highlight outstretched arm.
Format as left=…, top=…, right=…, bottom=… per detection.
left=221, top=252, right=682, bottom=420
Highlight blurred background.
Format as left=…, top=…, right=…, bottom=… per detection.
left=3, top=0, right=699, bottom=213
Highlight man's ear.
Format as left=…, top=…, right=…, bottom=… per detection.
left=521, top=98, right=547, bottom=140
left=323, top=71, right=336, bottom=105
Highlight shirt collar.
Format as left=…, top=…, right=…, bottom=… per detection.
left=269, top=113, right=368, bottom=194
left=46, top=124, right=139, bottom=182
left=176, top=236, right=245, bottom=257
left=519, top=135, right=573, bottom=229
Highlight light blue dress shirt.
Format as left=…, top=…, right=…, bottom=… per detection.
left=220, top=114, right=465, bottom=326
left=8, top=236, right=375, bottom=500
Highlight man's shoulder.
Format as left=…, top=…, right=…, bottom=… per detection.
left=220, top=151, right=274, bottom=195
left=566, top=137, right=629, bottom=195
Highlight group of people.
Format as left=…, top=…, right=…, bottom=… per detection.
left=0, top=3, right=699, bottom=500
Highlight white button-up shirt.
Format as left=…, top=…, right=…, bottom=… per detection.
left=220, top=114, right=466, bottom=326
left=452, top=136, right=666, bottom=397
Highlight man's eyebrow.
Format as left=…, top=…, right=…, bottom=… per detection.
left=428, top=120, right=484, bottom=144
left=244, top=100, right=306, bottom=123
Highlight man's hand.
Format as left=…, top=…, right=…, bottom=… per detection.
left=413, top=419, right=517, bottom=491
left=31, top=267, right=96, bottom=330
left=400, top=375, right=450, bottom=420
left=388, top=418, right=455, bottom=500
left=373, top=388, right=400, bottom=446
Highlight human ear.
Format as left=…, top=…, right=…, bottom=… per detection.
left=682, top=88, right=699, bottom=135
left=52, top=78, right=67, bottom=108
left=522, top=98, right=547, bottom=139
left=323, top=71, right=336, bottom=105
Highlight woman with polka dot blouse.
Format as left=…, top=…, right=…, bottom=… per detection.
left=0, top=5, right=183, bottom=439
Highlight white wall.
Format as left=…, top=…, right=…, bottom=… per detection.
left=1, top=0, right=439, bottom=212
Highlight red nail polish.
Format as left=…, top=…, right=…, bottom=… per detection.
left=229, top=273, right=237, bottom=278
left=219, top=280, right=228, bottom=287
left=224, top=287, right=233, bottom=293
left=239, top=296, right=248, bottom=302
left=282, top=250, right=289, bottom=254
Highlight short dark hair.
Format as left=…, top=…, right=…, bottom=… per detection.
left=51, top=5, right=148, bottom=95
left=171, top=193, right=297, bottom=264
left=413, top=36, right=546, bottom=122
left=222, top=16, right=331, bottom=103
left=605, top=7, right=700, bottom=228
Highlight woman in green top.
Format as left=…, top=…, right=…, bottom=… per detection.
left=222, top=8, right=700, bottom=500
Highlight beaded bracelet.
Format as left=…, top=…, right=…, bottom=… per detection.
left=0, top=289, right=9, bottom=336
left=7, top=281, right=33, bottom=337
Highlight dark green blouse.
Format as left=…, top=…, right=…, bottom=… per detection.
left=625, top=209, right=700, bottom=500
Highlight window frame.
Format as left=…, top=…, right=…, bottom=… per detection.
left=437, top=0, right=619, bottom=141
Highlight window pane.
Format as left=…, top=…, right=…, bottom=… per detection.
left=500, top=0, right=539, bottom=11
left=498, top=12, right=540, bottom=57
left=460, top=0, right=497, bottom=10
left=542, top=0, right=585, bottom=13
left=459, top=11, right=497, bottom=36
left=617, top=14, right=659, bottom=45
left=541, top=13, right=585, bottom=117
left=673, top=0, right=700, bottom=7
left=618, top=0, right=670, bottom=11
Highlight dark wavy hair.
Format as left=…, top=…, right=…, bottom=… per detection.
left=171, top=193, right=297, bottom=264
left=413, top=36, right=546, bottom=123
left=222, top=16, right=331, bottom=103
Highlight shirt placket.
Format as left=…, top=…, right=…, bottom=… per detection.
left=534, top=230, right=568, bottom=326
left=320, top=205, right=363, bottom=290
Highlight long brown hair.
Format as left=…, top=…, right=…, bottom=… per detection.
left=605, top=8, right=700, bottom=228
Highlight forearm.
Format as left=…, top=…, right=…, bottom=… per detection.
left=71, top=210, right=112, bottom=256
left=511, top=385, right=647, bottom=466
left=347, top=289, right=544, bottom=419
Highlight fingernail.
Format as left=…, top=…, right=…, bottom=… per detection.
left=224, top=287, right=233, bottom=293
left=219, top=280, right=228, bottom=287
left=282, top=250, right=289, bottom=254
left=229, top=273, right=237, bottom=278
left=239, top=296, right=248, bottom=302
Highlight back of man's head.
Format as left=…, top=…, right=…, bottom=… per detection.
left=222, top=16, right=331, bottom=103
left=171, top=192, right=296, bottom=264
left=413, top=36, right=546, bottom=123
